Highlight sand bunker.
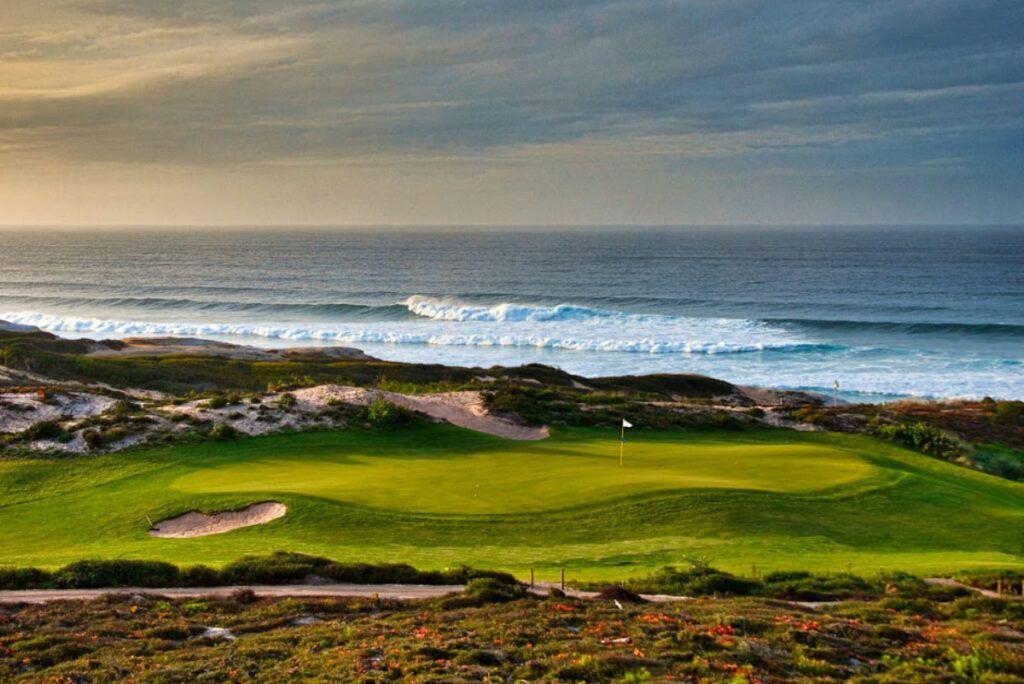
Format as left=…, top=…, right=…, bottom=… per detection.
left=149, top=502, right=286, bottom=538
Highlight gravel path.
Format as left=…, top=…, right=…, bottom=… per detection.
left=0, top=583, right=688, bottom=604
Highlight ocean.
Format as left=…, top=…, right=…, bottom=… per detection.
left=1, top=226, right=1021, bottom=401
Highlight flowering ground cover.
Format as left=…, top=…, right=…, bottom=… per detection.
left=1, top=589, right=1022, bottom=682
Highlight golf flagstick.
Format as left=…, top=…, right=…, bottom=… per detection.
left=620, top=418, right=633, bottom=465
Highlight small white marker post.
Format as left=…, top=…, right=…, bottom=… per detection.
left=833, top=379, right=839, bottom=408
left=620, top=418, right=632, bottom=466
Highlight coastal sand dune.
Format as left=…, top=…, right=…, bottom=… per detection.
left=149, top=502, right=286, bottom=538
left=289, top=386, right=550, bottom=440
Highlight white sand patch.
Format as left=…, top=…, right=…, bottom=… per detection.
left=150, top=502, right=287, bottom=538
left=0, top=391, right=116, bottom=434
left=162, top=398, right=302, bottom=436
left=290, top=385, right=549, bottom=440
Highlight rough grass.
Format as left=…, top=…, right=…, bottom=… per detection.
left=0, top=425, right=1022, bottom=578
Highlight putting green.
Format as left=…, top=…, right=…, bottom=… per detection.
left=1, top=425, right=1022, bottom=578
left=172, top=440, right=874, bottom=514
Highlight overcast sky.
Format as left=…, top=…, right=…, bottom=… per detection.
left=2, top=1, right=1022, bottom=226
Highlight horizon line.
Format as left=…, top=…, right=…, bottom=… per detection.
left=1, top=222, right=1022, bottom=230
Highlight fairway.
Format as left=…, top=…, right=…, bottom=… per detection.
left=1, top=425, right=1023, bottom=579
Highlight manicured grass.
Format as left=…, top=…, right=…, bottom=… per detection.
left=1, top=425, right=1022, bottom=579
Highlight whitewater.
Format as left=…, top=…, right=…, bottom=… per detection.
left=1, top=226, right=1021, bottom=400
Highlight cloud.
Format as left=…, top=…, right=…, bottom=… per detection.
left=0, top=1, right=1022, bottom=223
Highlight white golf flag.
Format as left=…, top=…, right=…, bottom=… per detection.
left=622, top=419, right=633, bottom=428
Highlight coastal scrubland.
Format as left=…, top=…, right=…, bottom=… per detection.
left=3, top=583, right=1024, bottom=682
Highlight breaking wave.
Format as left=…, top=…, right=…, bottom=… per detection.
left=0, top=310, right=834, bottom=356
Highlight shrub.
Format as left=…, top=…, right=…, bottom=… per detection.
left=209, top=423, right=239, bottom=440
left=361, top=398, right=419, bottom=428
left=107, top=400, right=142, bottom=417
left=221, top=552, right=324, bottom=585
left=992, top=401, right=1024, bottom=426
left=617, top=564, right=761, bottom=597
left=595, top=585, right=646, bottom=603
left=323, top=562, right=424, bottom=584
left=442, top=576, right=526, bottom=607
left=21, top=420, right=66, bottom=441
left=0, top=553, right=518, bottom=591
left=762, top=572, right=874, bottom=601
left=0, top=566, right=52, bottom=590
left=52, top=560, right=180, bottom=589
left=82, top=429, right=104, bottom=449
left=456, top=649, right=503, bottom=666
left=181, top=564, right=221, bottom=587
left=201, top=395, right=239, bottom=410
left=99, top=426, right=129, bottom=444
left=875, top=421, right=964, bottom=461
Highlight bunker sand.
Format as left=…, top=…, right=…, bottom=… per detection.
left=149, top=502, right=286, bottom=538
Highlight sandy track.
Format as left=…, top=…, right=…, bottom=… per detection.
left=924, top=577, right=1021, bottom=599
left=149, top=502, right=286, bottom=538
left=0, top=584, right=687, bottom=605
left=290, top=385, right=549, bottom=440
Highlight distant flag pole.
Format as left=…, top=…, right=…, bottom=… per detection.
left=620, top=418, right=633, bottom=466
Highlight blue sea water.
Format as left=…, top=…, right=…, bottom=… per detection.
left=1, top=226, right=1022, bottom=401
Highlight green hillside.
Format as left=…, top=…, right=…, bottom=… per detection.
left=1, top=425, right=1022, bottom=579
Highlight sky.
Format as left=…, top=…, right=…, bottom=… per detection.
left=1, top=0, right=1022, bottom=226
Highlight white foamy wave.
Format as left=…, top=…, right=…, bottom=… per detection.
left=403, top=296, right=623, bottom=322
left=0, top=310, right=823, bottom=355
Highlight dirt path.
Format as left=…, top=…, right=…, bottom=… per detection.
left=925, top=577, right=1020, bottom=599
left=0, top=584, right=464, bottom=604
left=0, top=583, right=687, bottom=605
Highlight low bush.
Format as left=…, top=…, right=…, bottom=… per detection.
left=595, top=585, right=646, bottom=603
left=21, top=420, right=66, bottom=441
left=360, top=398, right=420, bottom=428
left=600, top=564, right=956, bottom=601
left=201, top=395, right=240, bottom=410
left=614, top=564, right=760, bottom=597
left=0, top=553, right=517, bottom=590
left=221, top=552, right=329, bottom=585
left=208, top=423, right=239, bottom=440
left=51, top=560, right=181, bottom=589
left=874, top=421, right=964, bottom=461
left=441, top=576, right=526, bottom=608
left=180, top=564, right=221, bottom=587
left=0, top=566, right=52, bottom=590
left=762, top=572, right=875, bottom=601
left=82, top=429, right=104, bottom=449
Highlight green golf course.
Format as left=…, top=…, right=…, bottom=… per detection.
left=1, top=424, right=1022, bottom=579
